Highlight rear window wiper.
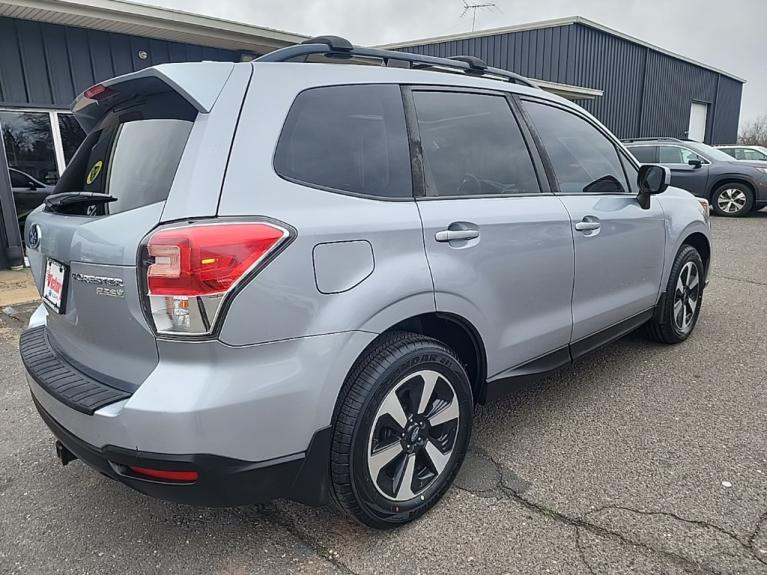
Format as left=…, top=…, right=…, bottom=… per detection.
left=44, top=192, right=116, bottom=215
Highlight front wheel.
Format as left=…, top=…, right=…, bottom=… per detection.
left=330, top=332, right=473, bottom=528
left=711, top=183, right=753, bottom=217
left=645, top=245, right=704, bottom=344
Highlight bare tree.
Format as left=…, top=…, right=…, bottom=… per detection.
left=738, top=115, right=767, bottom=146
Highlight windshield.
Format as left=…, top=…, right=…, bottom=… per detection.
left=687, top=142, right=736, bottom=162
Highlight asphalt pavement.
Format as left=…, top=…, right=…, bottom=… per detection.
left=1, top=211, right=766, bottom=574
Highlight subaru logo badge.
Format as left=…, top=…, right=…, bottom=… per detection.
left=28, top=224, right=41, bottom=249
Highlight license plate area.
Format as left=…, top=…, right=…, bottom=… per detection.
left=43, top=259, right=68, bottom=313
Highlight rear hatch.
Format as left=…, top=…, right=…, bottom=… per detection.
left=25, top=64, right=239, bottom=388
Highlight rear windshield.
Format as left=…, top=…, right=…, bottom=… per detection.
left=103, top=120, right=192, bottom=213
left=56, top=84, right=196, bottom=215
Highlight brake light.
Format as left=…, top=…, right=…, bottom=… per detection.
left=83, top=83, right=113, bottom=100
left=128, top=466, right=198, bottom=482
left=142, top=222, right=289, bottom=336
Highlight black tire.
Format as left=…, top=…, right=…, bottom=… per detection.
left=645, top=245, right=704, bottom=344
left=330, top=331, right=473, bottom=528
left=711, top=183, right=754, bottom=217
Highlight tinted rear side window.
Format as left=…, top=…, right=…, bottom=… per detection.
left=274, top=84, right=412, bottom=199
left=628, top=146, right=657, bottom=163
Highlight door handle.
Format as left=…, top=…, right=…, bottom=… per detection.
left=574, top=221, right=601, bottom=232
left=435, top=229, right=480, bottom=242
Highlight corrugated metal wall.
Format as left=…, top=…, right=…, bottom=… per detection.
left=639, top=49, right=718, bottom=141
left=0, top=16, right=239, bottom=109
left=396, top=22, right=742, bottom=144
left=711, top=76, right=743, bottom=144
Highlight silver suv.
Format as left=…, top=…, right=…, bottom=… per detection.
left=20, top=37, right=712, bottom=528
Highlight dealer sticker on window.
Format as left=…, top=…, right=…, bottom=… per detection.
left=43, top=259, right=67, bottom=313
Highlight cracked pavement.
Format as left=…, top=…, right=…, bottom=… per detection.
left=1, top=211, right=766, bottom=574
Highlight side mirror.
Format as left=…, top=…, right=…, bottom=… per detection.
left=688, top=159, right=702, bottom=168
left=637, top=164, right=670, bottom=209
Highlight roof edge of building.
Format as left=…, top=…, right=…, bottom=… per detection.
left=0, top=0, right=309, bottom=51
left=378, top=15, right=746, bottom=84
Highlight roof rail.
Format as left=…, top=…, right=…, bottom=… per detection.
left=256, top=35, right=539, bottom=89
left=621, top=137, right=684, bottom=144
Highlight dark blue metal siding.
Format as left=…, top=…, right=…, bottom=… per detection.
left=0, top=16, right=240, bottom=109
left=567, top=25, right=646, bottom=140
left=396, top=22, right=742, bottom=144
left=710, top=77, right=742, bottom=144
left=639, top=49, right=718, bottom=140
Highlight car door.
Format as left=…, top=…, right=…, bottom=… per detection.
left=406, top=87, right=575, bottom=380
left=658, top=144, right=710, bottom=198
left=520, top=98, right=666, bottom=355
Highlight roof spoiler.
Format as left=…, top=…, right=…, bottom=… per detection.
left=71, top=62, right=235, bottom=132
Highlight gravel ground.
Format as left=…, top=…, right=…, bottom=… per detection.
left=1, top=210, right=766, bottom=574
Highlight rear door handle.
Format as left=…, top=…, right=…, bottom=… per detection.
left=435, top=229, right=480, bottom=242
left=574, top=221, right=601, bottom=232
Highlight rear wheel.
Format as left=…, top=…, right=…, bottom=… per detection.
left=711, top=183, right=753, bottom=217
left=330, top=332, right=473, bottom=528
left=645, top=245, right=704, bottom=344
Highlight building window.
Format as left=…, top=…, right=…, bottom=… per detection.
left=1, top=109, right=86, bottom=185
left=57, top=114, right=87, bottom=165
left=1, top=111, right=58, bottom=186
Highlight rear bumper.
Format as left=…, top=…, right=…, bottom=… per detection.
left=20, top=312, right=377, bottom=506
left=22, top=318, right=374, bottom=461
left=32, top=394, right=332, bottom=506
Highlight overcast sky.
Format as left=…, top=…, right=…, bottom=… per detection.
left=144, top=0, right=765, bottom=128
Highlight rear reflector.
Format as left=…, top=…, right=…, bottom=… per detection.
left=128, top=466, right=199, bottom=482
left=142, top=221, right=289, bottom=336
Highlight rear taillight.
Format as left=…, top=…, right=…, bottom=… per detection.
left=142, top=222, right=289, bottom=336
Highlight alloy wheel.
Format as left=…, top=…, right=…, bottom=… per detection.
left=716, top=188, right=747, bottom=214
left=366, top=370, right=460, bottom=502
left=673, top=261, right=700, bottom=333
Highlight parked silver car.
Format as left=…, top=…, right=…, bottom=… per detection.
left=20, top=37, right=712, bottom=528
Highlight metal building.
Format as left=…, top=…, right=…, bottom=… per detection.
left=383, top=17, right=745, bottom=145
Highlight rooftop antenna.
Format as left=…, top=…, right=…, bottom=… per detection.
left=460, top=1, right=501, bottom=32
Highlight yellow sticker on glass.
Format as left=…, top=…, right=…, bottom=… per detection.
left=86, top=160, right=103, bottom=185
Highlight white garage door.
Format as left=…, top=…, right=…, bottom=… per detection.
left=688, top=102, right=708, bottom=142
